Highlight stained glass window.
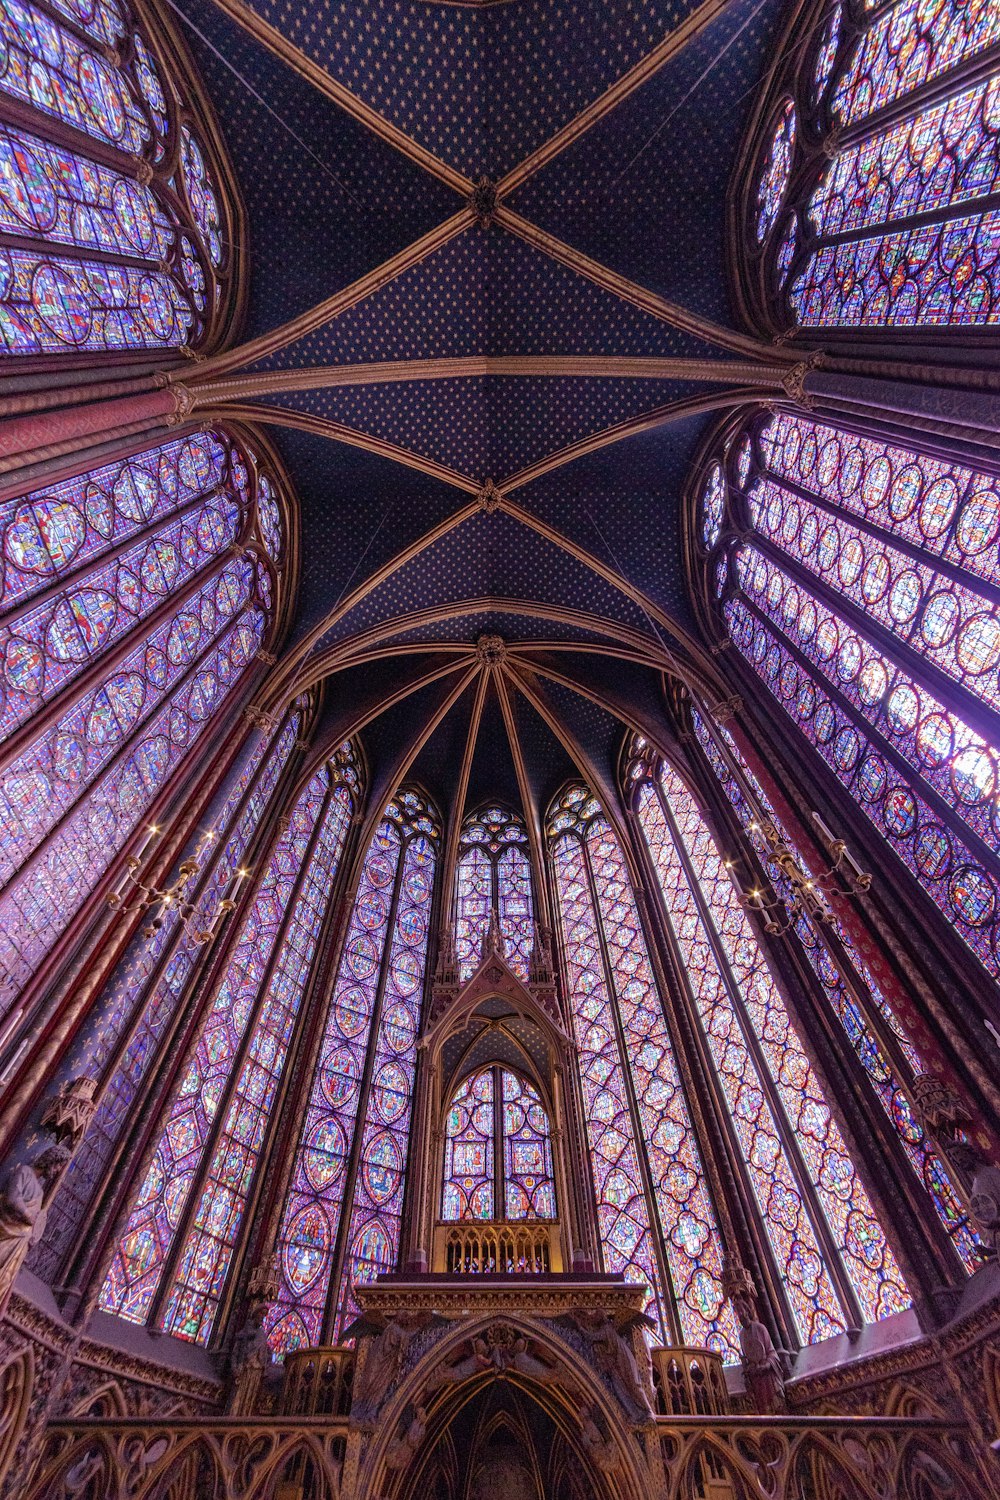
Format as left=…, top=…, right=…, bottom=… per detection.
left=266, top=790, right=438, bottom=1357
left=99, top=748, right=358, bottom=1335
left=688, top=713, right=981, bottom=1273
left=0, top=0, right=231, bottom=356
left=751, top=0, right=1000, bottom=328
left=630, top=750, right=911, bottom=1338
left=455, top=806, right=533, bottom=980
left=441, top=1066, right=556, bottom=1224
left=548, top=787, right=739, bottom=1359
left=31, top=705, right=303, bottom=1283
left=0, top=432, right=283, bottom=1017
left=708, top=410, right=1000, bottom=984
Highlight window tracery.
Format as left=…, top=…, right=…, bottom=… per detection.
left=441, top=1065, right=556, bottom=1224
left=99, top=744, right=359, bottom=1337
left=0, top=0, right=234, bottom=357
left=0, top=430, right=283, bottom=1017
left=455, top=805, right=533, bottom=980
left=700, top=410, right=1000, bottom=983
left=266, top=789, right=438, bottom=1356
left=547, top=786, right=739, bottom=1359
left=629, top=747, right=910, bottom=1337
left=32, top=703, right=304, bottom=1282
left=744, top=0, right=1000, bottom=331
left=687, top=710, right=981, bottom=1272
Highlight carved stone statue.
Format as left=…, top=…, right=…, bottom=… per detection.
left=0, top=1144, right=70, bottom=1316
left=384, top=1405, right=427, bottom=1470
left=351, top=1316, right=423, bottom=1425
left=566, top=1310, right=655, bottom=1424
left=941, top=1141, right=1000, bottom=1263
left=723, top=1259, right=786, bottom=1413
left=227, top=1255, right=281, bottom=1415
left=969, top=1157, right=1000, bottom=1260
left=426, top=1335, right=493, bottom=1391
left=578, top=1406, right=618, bottom=1473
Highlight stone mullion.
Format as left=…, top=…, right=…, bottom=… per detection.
left=47, top=671, right=290, bottom=1313
left=0, top=485, right=227, bottom=635
left=745, top=464, right=1000, bottom=607
left=79, top=707, right=292, bottom=1107
left=0, top=223, right=183, bottom=274
left=396, top=824, right=447, bottom=1272
left=145, top=777, right=337, bottom=1333
left=319, top=837, right=407, bottom=1344
left=0, top=523, right=252, bottom=780
left=46, top=712, right=291, bottom=1292
left=696, top=706, right=926, bottom=1092
left=735, top=588, right=1000, bottom=885
left=625, top=795, right=799, bottom=1354
left=211, top=793, right=364, bottom=1351
left=718, top=643, right=1000, bottom=1132
left=0, top=90, right=157, bottom=183
left=540, top=849, right=599, bottom=1270
left=748, top=529, right=1000, bottom=753
left=0, top=670, right=263, bottom=1153
left=832, top=38, right=1000, bottom=151
left=660, top=786, right=867, bottom=1333
left=0, top=593, right=259, bottom=922
left=688, top=726, right=967, bottom=1309
left=808, top=186, right=1000, bottom=255
left=63, top=727, right=312, bottom=1311
left=232, top=803, right=366, bottom=1304
left=580, top=835, right=682, bottom=1345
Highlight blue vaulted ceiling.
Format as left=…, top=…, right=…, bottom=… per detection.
left=176, top=0, right=791, bottom=819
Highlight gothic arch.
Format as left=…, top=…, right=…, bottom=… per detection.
left=352, top=1312, right=649, bottom=1500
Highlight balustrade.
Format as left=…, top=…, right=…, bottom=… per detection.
left=431, top=1218, right=562, bottom=1274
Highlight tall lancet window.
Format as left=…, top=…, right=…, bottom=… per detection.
left=31, top=698, right=305, bottom=1283
left=702, top=411, right=1000, bottom=984
left=0, top=430, right=281, bottom=1020
left=0, top=0, right=235, bottom=356
left=99, top=744, right=359, bottom=1341
left=629, top=744, right=911, bottom=1340
left=455, top=806, right=533, bottom=980
left=266, top=789, right=438, bottom=1356
left=689, top=712, right=981, bottom=1273
left=442, top=1067, right=556, bottom=1223
left=547, top=786, right=739, bottom=1359
left=747, top=0, right=1000, bottom=330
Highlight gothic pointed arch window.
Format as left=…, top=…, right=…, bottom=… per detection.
left=697, top=409, right=1000, bottom=986
left=98, top=741, right=360, bottom=1342
left=626, top=741, right=911, bottom=1341
left=265, top=789, right=439, bottom=1357
left=442, top=1065, right=556, bottom=1223
left=547, top=785, right=740, bottom=1359
left=687, top=710, right=981, bottom=1273
left=0, top=428, right=286, bottom=1022
left=31, top=697, right=310, bottom=1284
left=455, top=805, right=534, bottom=980
left=0, top=0, right=238, bottom=359
left=742, top=0, right=1000, bottom=332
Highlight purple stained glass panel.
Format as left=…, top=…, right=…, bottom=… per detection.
left=33, top=711, right=299, bottom=1281
left=99, top=768, right=334, bottom=1326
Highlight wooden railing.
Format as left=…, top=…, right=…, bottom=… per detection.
left=650, top=1346, right=729, bottom=1417
left=281, top=1345, right=354, bottom=1417
left=431, top=1218, right=562, bottom=1273
left=28, top=1414, right=988, bottom=1498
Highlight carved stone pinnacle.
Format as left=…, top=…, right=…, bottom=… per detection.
left=40, top=1075, right=97, bottom=1150
left=476, top=634, right=506, bottom=666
